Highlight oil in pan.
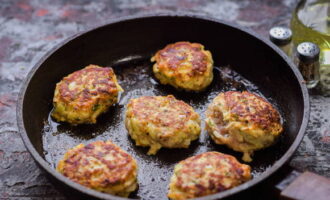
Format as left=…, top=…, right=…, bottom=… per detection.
left=42, top=57, right=285, bottom=199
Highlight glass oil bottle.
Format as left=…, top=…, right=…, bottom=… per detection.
left=291, top=0, right=330, bottom=94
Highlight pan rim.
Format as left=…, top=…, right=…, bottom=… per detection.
left=17, top=12, right=310, bottom=200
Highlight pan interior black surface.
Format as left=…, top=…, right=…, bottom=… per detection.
left=42, top=59, right=285, bottom=199
left=21, top=15, right=306, bottom=200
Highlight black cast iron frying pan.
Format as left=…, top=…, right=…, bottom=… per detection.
left=17, top=13, right=312, bottom=200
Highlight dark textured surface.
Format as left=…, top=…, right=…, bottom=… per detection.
left=0, top=0, right=329, bottom=199
left=39, top=58, right=294, bottom=199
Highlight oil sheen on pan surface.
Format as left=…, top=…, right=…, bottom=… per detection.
left=42, top=58, right=285, bottom=199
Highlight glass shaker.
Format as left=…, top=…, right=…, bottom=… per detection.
left=294, top=42, right=320, bottom=89
left=269, top=26, right=293, bottom=56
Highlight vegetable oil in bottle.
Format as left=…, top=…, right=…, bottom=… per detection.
left=291, top=0, right=330, bottom=94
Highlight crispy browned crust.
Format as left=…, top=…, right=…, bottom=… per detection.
left=57, top=140, right=137, bottom=196
left=56, top=65, right=119, bottom=106
left=153, top=42, right=209, bottom=75
left=223, top=91, right=282, bottom=132
left=168, top=152, right=251, bottom=200
left=205, top=91, right=283, bottom=162
left=125, top=95, right=201, bottom=154
left=129, top=95, right=196, bottom=130
left=151, top=41, right=214, bottom=91
left=52, top=65, right=122, bottom=124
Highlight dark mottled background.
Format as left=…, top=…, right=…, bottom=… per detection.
left=0, top=0, right=329, bottom=199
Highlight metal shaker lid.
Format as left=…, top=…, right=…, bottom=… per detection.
left=296, top=42, right=320, bottom=63
left=269, top=26, right=292, bottom=46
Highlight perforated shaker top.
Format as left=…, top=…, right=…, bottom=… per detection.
left=269, top=26, right=292, bottom=46
left=296, top=42, right=320, bottom=63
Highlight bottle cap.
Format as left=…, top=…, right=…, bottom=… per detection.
left=296, top=42, right=320, bottom=63
left=269, top=27, right=292, bottom=46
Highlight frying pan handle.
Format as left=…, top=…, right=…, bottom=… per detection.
left=276, top=170, right=330, bottom=200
